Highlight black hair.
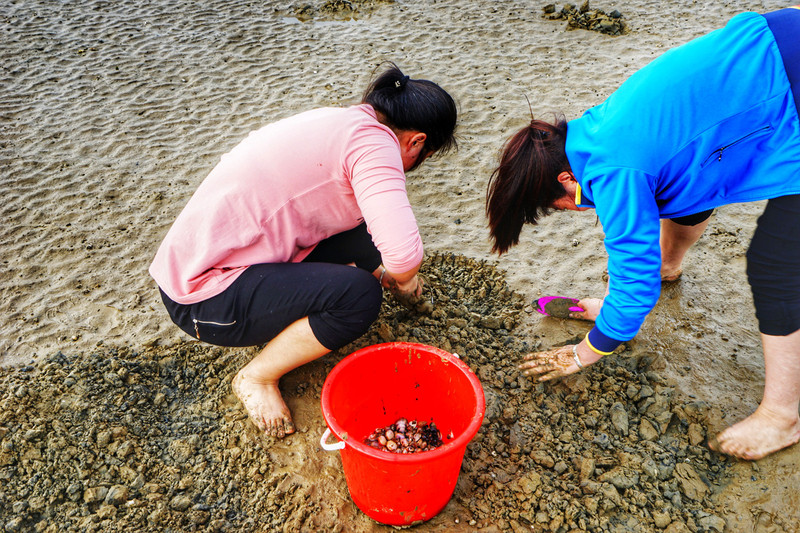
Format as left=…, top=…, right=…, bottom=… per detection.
left=362, top=63, right=457, bottom=157
left=486, top=115, right=570, bottom=254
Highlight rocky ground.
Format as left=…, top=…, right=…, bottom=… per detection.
left=0, top=253, right=734, bottom=532
left=543, top=1, right=628, bottom=36
left=291, top=0, right=395, bottom=21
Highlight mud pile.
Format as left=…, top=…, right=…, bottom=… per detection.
left=543, top=1, right=628, bottom=36
left=291, top=0, right=394, bottom=22
left=0, top=253, right=731, bottom=532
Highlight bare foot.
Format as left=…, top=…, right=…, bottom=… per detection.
left=708, top=406, right=800, bottom=460
left=232, top=372, right=296, bottom=438
left=661, top=268, right=682, bottom=282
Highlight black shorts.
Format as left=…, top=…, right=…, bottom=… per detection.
left=747, top=194, right=800, bottom=336
left=670, top=209, right=714, bottom=226
left=159, top=223, right=384, bottom=350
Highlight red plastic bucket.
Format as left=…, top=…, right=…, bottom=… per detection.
left=320, top=342, right=485, bottom=526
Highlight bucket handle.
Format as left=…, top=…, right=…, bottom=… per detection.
left=320, top=428, right=346, bottom=451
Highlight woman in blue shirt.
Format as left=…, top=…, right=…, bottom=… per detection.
left=487, top=7, right=800, bottom=460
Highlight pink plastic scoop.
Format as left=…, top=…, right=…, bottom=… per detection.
left=533, top=296, right=583, bottom=318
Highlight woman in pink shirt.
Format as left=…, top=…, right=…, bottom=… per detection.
left=150, top=65, right=457, bottom=438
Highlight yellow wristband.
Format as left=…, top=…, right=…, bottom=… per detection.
left=584, top=334, right=614, bottom=356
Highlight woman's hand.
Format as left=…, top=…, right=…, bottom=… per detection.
left=390, top=274, right=434, bottom=314
left=390, top=275, right=425, bottom=310
left=377, top=267, right=430, bottom=312
left=518, top=345, right=582, bottom=381
left=569, top=297, right=603, bottom=321
left=377, top=267, right=422, bottom=295
left=392, top=274, right=423, bottom=298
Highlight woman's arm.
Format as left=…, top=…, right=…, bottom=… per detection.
left=586, top=168, right=663, bottom=353
left=347, top=125, right=425, bottom=281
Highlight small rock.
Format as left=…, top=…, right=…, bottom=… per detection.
left=170, top=495, right=193, bottom=512
left=687, top=423, right=705, bottom=447
left=96, top=504, right=117, bottom=520
left=657, top=458, right=676, bottom=481
left=169, top=438, right=197, bottom=462
left=598, top=466, right=638, bottom=490
left=514, top=471, right=542, bottom=494
left=4, top=517, right=23, bottom=532
left=67, top=482, right=83, bottom=501
left=610, top=402, right=629, bottom=436
left=84, top=486, right=108, bottom=504
left=697, top=514, right=726, bottom=532
left=105, top=485, right=129, bottom=506
left=116, top=441, right=134, bottom=459
left=653, top=509, right=672, bottom=528
left=674, top=463, right=708, bottom=501
left=580, top=457, right=595, bottom=480
left=479, top=316, right=502, bottom=329
left=664, top=518, right=689, bottom=533
left=641, top=455, right=659, bottom=479
left=530, top=450, right=555, bottom=469
left=187, top=509, right=210, bottom=525
left=97, top=430, right=113, bottom=448
left=23, top=429, right=44, bottom=441
left=599, top=483, right=622, bottom=508
left=27, top=496, right=46, bottom=512
left=148, top=508, right=168, bottom=526
left=639, top=419, right=659, bottom=441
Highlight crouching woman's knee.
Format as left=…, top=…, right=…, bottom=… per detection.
left=309, top=269, right=384, bottom=350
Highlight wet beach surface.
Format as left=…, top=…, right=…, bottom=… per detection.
left=0, top=254, right=738, bottom=531
left=2, top=0, right=799, bottom=531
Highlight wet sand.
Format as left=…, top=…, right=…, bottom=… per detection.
left=2, top=0, right=799, bottom=531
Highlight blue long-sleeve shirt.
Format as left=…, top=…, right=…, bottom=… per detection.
left=565, top=11, right=800, bottom=354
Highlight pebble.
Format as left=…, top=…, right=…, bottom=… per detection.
left=170, top=495, right=193, bottom=512
left=610, top=402, right=629, bottom=435
left=83, top=486, right=108, bottom=504
left=0, top=252, right=732, bottom=531
left=105, top=485, right=129, bottom=506
left=653, top=509, right=671, bottom=528
left=639, top=419, right=660, bottom=441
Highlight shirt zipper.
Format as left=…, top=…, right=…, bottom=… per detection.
left=701, top=125, right=772, bottom=167
left=192, top=318, right=236, bottom=340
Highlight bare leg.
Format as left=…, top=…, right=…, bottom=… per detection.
left=710, top=329, right=800, bottom=459
left=660, top=218, right=710, bottom=281
left=232, top=317, right=329, bottom=438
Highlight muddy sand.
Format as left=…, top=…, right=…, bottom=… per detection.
left=2, top=0, right=799, bottom=531
left=0, top=254, right=738, bottom=531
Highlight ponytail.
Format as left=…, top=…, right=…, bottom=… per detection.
left=362, top=63, right=457, bottom=155
left=486, top=115, right=569, bottom=255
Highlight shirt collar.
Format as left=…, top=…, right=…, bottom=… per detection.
left=575, top=182, right=595, bottom=208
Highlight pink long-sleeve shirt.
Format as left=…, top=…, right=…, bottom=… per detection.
left=149, top=104, right=423, bottom=304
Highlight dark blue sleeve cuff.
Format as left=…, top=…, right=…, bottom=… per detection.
left=586, top=327, right=623, bottom=355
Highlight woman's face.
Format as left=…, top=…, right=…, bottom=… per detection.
left=550, top=194, right=580, bottom=211
left=398, top=131, right=429, bottom=172
left=404, top=148, right=433, bottom=172
left=551, top=172, right=592, bottom=211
